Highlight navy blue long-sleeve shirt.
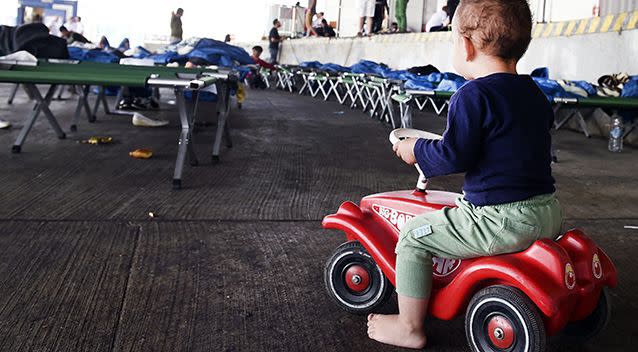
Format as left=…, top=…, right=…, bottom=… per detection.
left=414, top=73, right=556, bottom=206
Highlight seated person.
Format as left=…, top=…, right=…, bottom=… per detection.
left=250, top=45, right=276, bottom=70
left=321, top=19, right=336, bottom=37
left=388, top=21, right=399, bottom=33
left=426, top=5, right=449, bottom=32
left=248, top=46, right=274, bottom=89
left=312, top=12, right=325, bottom=31
left=59, top=26, right=90, bottom=44
left=368, top=0, right=562, bottom=348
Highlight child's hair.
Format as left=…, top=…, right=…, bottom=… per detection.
left=252, top=45, right=263, bottom=53
left=455, top=0, right=532, bottom=61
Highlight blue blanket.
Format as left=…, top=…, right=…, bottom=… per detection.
left=622, top=77, right=638, bottom=98
left=147, top=38, right=253, bottom=67
left=68, top=47, right=120, bottom=63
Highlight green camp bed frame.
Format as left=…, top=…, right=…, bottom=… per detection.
left=0, top=60, right=235, bottom=189
left=274, top=65, right=297, bottom=92
left=553, top=96, right=638, bottom=138
left=391, top=89, right=454, bottom=128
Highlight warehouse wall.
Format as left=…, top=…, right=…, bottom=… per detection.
left=245, top=12, right=638, bottom=82
left=600, top=0, right=638, bottom=16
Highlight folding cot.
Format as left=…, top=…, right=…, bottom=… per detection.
left=391, top=89, right=454, bottom=128
left=0, top=59, right=238, bottom=189
left=553, top=96, right=638, bottom=138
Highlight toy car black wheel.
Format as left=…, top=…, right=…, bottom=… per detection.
left=560, top=287, right=611, bottom=343
left=465, top=285, right=546, bottom=352
left=324, top=241, right=393, bottom=315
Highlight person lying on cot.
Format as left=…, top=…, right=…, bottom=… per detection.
left=367, top=0, right=563, bottom=348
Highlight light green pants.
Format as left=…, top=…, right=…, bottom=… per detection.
left=394, top=194, right=563, bottom=298
left=396, top=0, right=409, bottom=32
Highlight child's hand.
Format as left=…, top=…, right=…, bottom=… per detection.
left=393, top=138, right=418, bottom=165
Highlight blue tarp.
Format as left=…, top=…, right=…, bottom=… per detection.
left=621, top=77, right=638, bottom=98
left=319, top=63, right=349, bottom=73
left=300, top=61, right=322, bottom=69
left=67, top=47, right=120, bottom=63
left=146, top=38, right=253, bottom=67
left=532, top=77, right=580, bottom=100
left=349, top=60, right=392, bottom=76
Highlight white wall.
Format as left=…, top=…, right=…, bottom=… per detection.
left=258, top=29, right=638, bottom=82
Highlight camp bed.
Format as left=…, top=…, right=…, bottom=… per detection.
left=0, top=59, right=235, bottom=189
left=391, top=89, right=454, bottom=128
left=553, top=96, right=638, bottom=138
left=274, top=65, right=297, bottom=92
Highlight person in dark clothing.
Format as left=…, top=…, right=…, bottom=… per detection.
left=372, top=0, right=389, bottom=33
left=59, top=26, right=90, bottom=44
left=170, top=8, right=184, bottom=44
left=118, top=38, right=130, bottom=51
left=224, top=34, right=231, bottom=42
left=321, top=19, right=336, bottom=37
left=268, top=19, right=282, bottom=64
left=446, top=0, right=460, bottom=23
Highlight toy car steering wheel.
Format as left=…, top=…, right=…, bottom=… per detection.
left=389, top=128, right=443, bottom=192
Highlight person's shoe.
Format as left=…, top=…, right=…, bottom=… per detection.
left=0, top=120, right=10, bottom=129
left=132, top=112, right=169, bottom=127
left=132, top=98, right=149, bottom=110
left=117, top=98, right=135, bottom=110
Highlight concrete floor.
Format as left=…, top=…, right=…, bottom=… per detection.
left=0, top=84, right=636, bottom=352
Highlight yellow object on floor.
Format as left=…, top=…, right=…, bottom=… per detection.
left=82, top=136, right=113, bottom=145
left=236, top=83, right=246, bottom=104
left=129, top=148, right=153, bottom=159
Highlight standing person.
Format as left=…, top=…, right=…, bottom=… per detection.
left=170, top=8, right=184, bottom=44
left=395, top=0, right=409, bottom=32
left=305, top=0, right=318, bottom=36
left=425, top=6, right=449, bottom=32
left=367, top=0, right=561, bottom=349
left=268, top=19, right=282, bottom=64
left=357, top=0, right=375, bottom=36
left=447, top=0, right=460, bottom=22
left=372, top=0, right=389, bottom=33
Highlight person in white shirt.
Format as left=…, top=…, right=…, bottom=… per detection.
left=425, top=6, right=449, bottom=32
left=46, top=16, right=64, bottom=36
left=312, top=12, right=324, bottom=29
left=63, top=16, right=84, bottom=35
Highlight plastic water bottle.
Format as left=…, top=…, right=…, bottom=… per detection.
left=608, top=115, right=624, bottom=153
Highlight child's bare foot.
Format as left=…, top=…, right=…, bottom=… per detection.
left=367, top=314, right=427, bottom=349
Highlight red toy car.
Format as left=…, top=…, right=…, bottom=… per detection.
left=322, top=129, right=617, bottom=352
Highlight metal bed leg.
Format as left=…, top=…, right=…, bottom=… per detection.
left=56, top=85, right=65, bottom=100
left=400, top=101, right=413, bottom=128
left=575, top=111, right=591, bottom=138
left=555, top=108, right=590, bottom=138
left=70, top=85, right=95, bottom=132
left=624, top=120, right=637, bottom=139
left=172, top=87, right=197, bottom=189
left=12, top=84, right=64, bottom=153
left=212, top=82, right=232, bottom=163
left=7, top=84, right=19, bottom=104
left=91, top=86, right=104, bottom=116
